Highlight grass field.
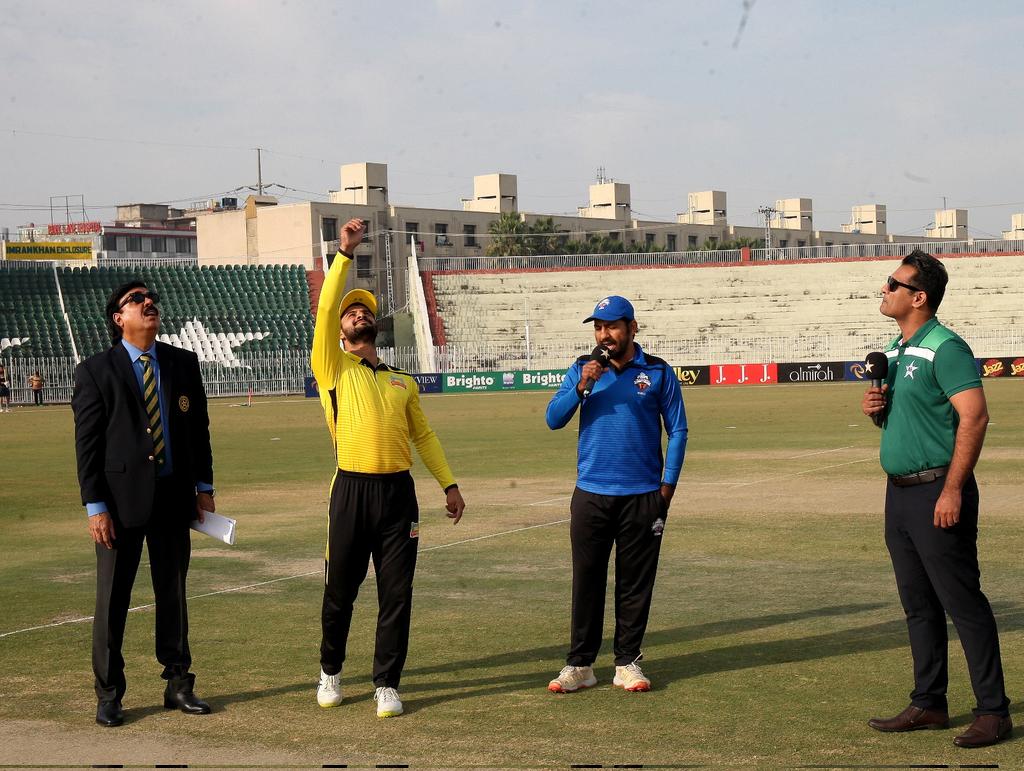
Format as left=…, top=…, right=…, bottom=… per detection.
left=0, top=381, right=1021, bottom=768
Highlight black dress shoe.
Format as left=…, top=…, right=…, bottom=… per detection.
left=96, top=700, right=124, bottom=727
left=163, top=687, right=212, bottom=714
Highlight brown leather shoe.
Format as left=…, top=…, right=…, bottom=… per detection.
left=868, top=704, right=950, bottom=732
left=953, top=714, right=1012, bottom=748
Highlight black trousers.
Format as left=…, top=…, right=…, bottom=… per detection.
left=320, top=470, right=419, bottom=688
left=884, top=474, right=1009, bottom=716
left=567, top=487, right=666, bottom=667
left=93, top=482, right=193, bottom=703
left=32, top=390, right=43, bottom=405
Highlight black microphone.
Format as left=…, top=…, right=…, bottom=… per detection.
left=865, top=351, right=888, bottom=388
left=580, top=345, right=611, bottom=398
left=865, top=351, right=889, bottom=427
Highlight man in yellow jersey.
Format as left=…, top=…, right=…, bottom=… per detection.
left=312, top=218, right=465, bottom=718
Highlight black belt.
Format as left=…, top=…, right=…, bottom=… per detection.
left=888, top=465, right=949, bottom=487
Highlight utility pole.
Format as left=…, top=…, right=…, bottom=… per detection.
left=758, top=205, right=777, bottom=250
left=384, top=229, right=396, bottom=315
left=256, top=148, right=264, bottom=195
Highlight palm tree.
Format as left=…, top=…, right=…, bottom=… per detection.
left=485, top=212, right=531, bottom=256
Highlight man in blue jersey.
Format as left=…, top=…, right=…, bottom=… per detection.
left=545, top=295, right=688, bottom=694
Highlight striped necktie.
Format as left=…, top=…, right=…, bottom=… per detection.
left=138, top=353, right=166, bottom=468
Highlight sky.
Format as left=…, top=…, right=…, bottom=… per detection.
left=1, top=0, right=1022, bottom=239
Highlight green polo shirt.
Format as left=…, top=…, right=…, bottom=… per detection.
left=879, top=317, right=981, bottom=476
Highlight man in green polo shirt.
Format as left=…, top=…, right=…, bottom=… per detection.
left=861, top=250, right=1011, bottom=748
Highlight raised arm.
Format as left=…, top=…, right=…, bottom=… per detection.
left=311, top=219, right=364, bottom=387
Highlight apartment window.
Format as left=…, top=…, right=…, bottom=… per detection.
left=126, top=235, right=142, bottom=252
left=405, top=222, right=419, bottom=241
left=361, top=219, right=371, bottom=243
left=779, top=239, right=788, bottom=248
left=103, top=234, right=118, bottom=251
left=824, top=241, right=833, bottom=247
left=435, top=223, right=450, bottom=246
left=175, top=237, right=193, bottom=254
left=463, top=224, right=477, bottom=247
left=708, top=236, right=718, bottom=245
left=150, top=236, right=166, bottom=253
left=687, top=235, right=698, bottom=248
left=321, top=217, right=338, bottom=242
left=667, top=234, right=677, bottom=251
left=609, top=231, right=620, bottom=241
left=797, top=239, right=806, bottom=248
left=356, top=254, right=372, bottom=278
left=644, top=233, right=656, bottom=247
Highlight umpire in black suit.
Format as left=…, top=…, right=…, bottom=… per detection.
left=73, top=280, right=216, bottom=727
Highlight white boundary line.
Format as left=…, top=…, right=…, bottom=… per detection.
left=785, top=445, right=855, bottom=459
left=0, top=516, right=570, bottom=641
left=730, top=457, right=875, bottom=488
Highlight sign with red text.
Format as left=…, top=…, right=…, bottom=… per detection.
left=48, top=222, right=101, bottom=235
left=710, top=363, right=778, bottom=386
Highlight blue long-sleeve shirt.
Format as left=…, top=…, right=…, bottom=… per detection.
left=546, top=344, right=688, bottom=496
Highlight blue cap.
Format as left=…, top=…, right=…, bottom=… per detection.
left=583, top=295, right=635, bottom=324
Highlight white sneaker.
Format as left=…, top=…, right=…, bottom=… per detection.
left=547, top=665, right=597, bottom=693
left=374, top=686, right=403, bottom=718
left=613, top=662, right=651, bottom=692
left=317, top=669, right=343, bottom=707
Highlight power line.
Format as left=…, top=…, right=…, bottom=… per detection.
left=2, top=127, right=252, bottom=152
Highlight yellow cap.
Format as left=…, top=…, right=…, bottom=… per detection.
left=340, top=288, right=377, bottom=317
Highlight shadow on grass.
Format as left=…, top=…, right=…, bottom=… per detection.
left=397, top=600, right=1024, bottom=714
left=125, top=601, right=1020, bottom=720
left=404, top=602, right=888, bottom=680
left=121, top=681, right=315, bottom=721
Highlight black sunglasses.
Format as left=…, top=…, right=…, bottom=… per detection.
left=119, top=290, right=160, bottom=308
left=886, top=276, right=922, bottom=294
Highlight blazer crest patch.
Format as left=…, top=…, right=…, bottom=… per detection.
left=178, top=395, right=190, bottom=413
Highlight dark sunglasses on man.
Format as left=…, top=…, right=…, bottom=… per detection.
left=119, top=290, right=160, bottom=308
left=886, top=276, right=922, bottom=294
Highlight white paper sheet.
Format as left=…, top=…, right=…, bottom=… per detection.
left=190, top=511, right=236, bottom=545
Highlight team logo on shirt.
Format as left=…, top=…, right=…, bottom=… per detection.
left=634, top=372, right=651, bottom=392
left=651, top=517, right=665, bottom=537
left=903, top=362, right=918, bottom=379
left=389, top=376, right=407, bottom=389
left=410, top=521, right=420, bottom=539
left=178, top=395, right=190, bottom=412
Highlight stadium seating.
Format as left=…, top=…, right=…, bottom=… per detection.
left=0, top=264, right=314, bottom=362
left=428, top=254, right=1024, bottom=366
left=59, top=264, right=313, bottom=361
left=0, top=267, right=73, bottom=358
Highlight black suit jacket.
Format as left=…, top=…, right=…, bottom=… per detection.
left=73, top=341, right=213, bottom=528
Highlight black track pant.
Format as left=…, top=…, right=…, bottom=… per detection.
left=884, top=474, right=1009, bottom=716
left=320, top=470, right=419, bottom=688
left=93, top=483, right=193, bottom=703
left=567, top=487, right=666, bottom=667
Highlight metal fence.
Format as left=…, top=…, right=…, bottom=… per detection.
left=749, top=238, right=1024, bottom=263
left=418, top=249, right=744, bottom=272
left=417, top=239, right=1024, bottom=272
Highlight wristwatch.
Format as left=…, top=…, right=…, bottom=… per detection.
left=199, top=488, right=215, bottom=498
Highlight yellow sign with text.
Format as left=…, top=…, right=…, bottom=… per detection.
left=4, top=241, right=93, bottom=260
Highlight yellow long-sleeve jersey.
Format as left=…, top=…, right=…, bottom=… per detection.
left=311, top=253, right=456, bottom=490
